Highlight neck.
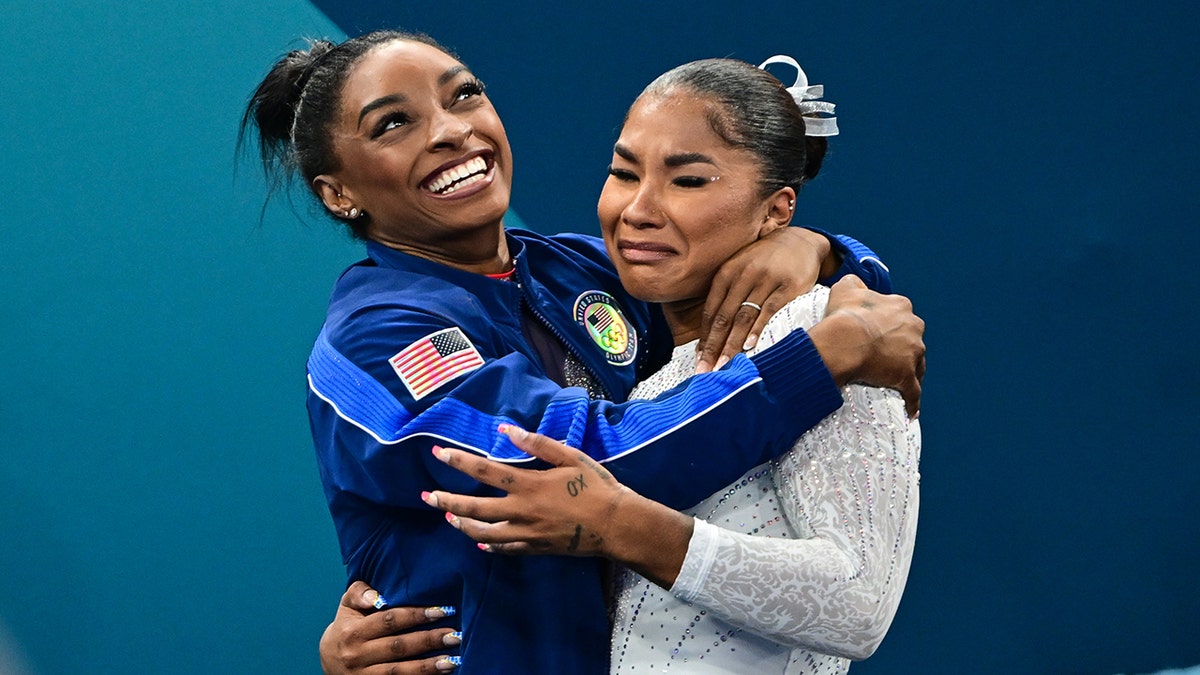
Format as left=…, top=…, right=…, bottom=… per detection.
left=661, top=297, right=706, bottom=347
left=372, top=222, right=512, bottom=275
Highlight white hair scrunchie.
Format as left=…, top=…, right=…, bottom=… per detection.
left=758, top=55, right=839, bottom=137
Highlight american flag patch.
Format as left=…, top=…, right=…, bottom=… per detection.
left=389, top=327, right=484, bottom=401
left=587, top=308, right=614, bottom=332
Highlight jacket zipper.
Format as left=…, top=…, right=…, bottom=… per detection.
left=514, top=268, right=613, bottom=401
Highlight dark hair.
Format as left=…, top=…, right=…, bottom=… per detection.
left=638, top=58, right=828, bottom=199
left=238, top=30, right=456, bottom=239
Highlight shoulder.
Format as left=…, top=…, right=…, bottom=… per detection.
left=324, top=264, right=481, bottom=349
left=751, top=287, right=831, bottom=353
left=316, top=261, right=513, bottom=401
left=510, top=228, right=612, bottom=270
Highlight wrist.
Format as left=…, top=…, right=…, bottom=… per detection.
left=602, top=490, right=693, bottom=588
left=808, top=311, right=869, bottom=387
left=795, top=227, right=840, bottom=278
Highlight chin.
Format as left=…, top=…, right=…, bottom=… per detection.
left=455, top=197, right=510, bottom=229
left=623, top=281, right=679, bottom=304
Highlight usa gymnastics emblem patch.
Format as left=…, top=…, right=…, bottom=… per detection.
left=390, top=327, right=484, bottom=401
left=574, top=291, right=637, bottom=366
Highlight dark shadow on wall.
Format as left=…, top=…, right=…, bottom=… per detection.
left=305, top=2, right=1200, bottom=674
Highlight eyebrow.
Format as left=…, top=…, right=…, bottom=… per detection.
left=439, top=65, right=469, bottom=86
left=665, top=152, right=716, bottom=168
left=358, top=94, right=405, bottom=129
left=356, top=66, right=471, bottom=129
left=613, top=143, right=637, bottom=162
left=612, top=144, right=716, bottom=168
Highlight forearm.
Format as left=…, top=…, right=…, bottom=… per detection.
left=672, top=387, right=921, bottom=658
left=671, top=520, right=892, bottom=659
left=311, top=329, right=823, bottom=507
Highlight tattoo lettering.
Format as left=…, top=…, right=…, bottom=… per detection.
left=567, top=524, right=582, bottom=553
left=566, top=473, right=587, bottom=497
left=579, top=455, right=613, bottom=481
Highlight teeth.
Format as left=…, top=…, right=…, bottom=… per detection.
left=428, top=156, right=489, bottom=194
left=442, top=173, right=487, bottom=194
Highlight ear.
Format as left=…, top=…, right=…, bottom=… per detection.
left=758, top=186, right=797, bottom=237
left=313, top=175, right=358, bottom=219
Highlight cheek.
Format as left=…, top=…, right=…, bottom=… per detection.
left=681, top=203, right=759, bottom=263
left=597, top=183, right=624, bottom=238
left=347, top=145, right=415, bottom=191
left=482, top=117, right=512, bottom=160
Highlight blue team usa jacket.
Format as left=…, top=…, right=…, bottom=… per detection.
left=306, top=228, right=891, bottom=673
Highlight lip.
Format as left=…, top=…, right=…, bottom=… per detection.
left=616, top=239, right=677, bottom=263
left=421, top=150, right=496, bottom=200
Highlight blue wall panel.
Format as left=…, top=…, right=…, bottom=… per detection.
left=306, top=3, right=1200, bottom=673
left=1, top=0, right=1197, bottom=673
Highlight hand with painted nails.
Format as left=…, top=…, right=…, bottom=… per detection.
left=696, top=227, right=837, bottom=374
left=425, top=426, right=695, bottom=589
left=319, top=580, right=463, bottom=674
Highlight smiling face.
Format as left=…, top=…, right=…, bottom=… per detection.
left=598, top=91, right=792, bottom=308
left=316, top=40, right=513, bottom=261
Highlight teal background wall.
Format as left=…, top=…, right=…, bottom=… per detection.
left=0, top=2, right=356, bottom=672
left=2, top=1, right=1197, bottom=674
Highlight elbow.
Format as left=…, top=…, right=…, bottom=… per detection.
left=823, top=560, right=906, bottom=660
left=816, top=602, right=897, bottom=661
left=821, top=622, right=888, bottom=662
left=843, top=632, right=884, bottom=662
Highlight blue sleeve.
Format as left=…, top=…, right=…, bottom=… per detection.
left=590, top=328, right=843, bottom=508
left=308, top=315, right=842, bottom=512
left=802, top=227, right=893, bottom=294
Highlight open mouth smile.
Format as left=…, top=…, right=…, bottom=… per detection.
left=423, top=153, right=493, bottom=196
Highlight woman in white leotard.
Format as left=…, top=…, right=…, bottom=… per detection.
left=424, top=56, right=921, bottom=674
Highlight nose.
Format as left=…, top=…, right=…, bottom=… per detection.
left=621, top=184, right=665, bottom=230
left=426, top=108, right=472, bottom=151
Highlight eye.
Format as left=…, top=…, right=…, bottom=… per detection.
left=372, top=111, right=411, bottom=138
left=672, top=175, right=715, bottom=188
left=607, top=165, right=638, bottom=182
left=453, top=79, right=485, bottom=103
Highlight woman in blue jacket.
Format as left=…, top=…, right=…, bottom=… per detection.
left=241, top=30, right=924, bottom=674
